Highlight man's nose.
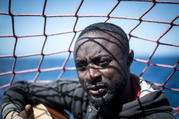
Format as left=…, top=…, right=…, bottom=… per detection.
left=86, top=66, right=101, bottom=82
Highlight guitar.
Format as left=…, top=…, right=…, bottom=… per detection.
left=32, top=104, right=69, bottom=119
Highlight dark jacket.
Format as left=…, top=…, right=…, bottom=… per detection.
left=0, top=77, right=175, bottom=119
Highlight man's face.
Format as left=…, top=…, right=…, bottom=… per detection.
left=74, top=32, right=130, bottom=107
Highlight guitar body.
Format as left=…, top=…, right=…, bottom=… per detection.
left=33, top=104, right=69, bottom=119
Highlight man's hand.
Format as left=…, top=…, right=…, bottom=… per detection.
left=6, top=104, right=34, bottom=119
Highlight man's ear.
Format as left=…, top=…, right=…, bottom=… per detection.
left=127, top=50, right=134, bottom=67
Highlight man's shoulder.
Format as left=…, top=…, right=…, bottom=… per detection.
left=131, top=73, right=162, bottom=97
left=56, top=79, right=87, bottom=95
left=56, top=78, right=80, bottom=84
left=55, top=79, right=83, bottom=90
left=145, top=112, right=176, bottom=119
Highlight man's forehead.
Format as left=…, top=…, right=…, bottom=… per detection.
left=75, top=32, right=118, bottom=49
left=75, top=38, right=108, bottom=58
left=74, top=31, right=128, bottom=59
left=76, top=37, right=111, bottom=48
left=75, top=43, right=121, bottom=62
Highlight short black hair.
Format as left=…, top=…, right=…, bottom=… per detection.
left=77, top=22, right=129, bottom=54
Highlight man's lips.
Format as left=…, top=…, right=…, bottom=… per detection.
left=89, top=88, right=106, bottom=95
left=87, top=84, right=108, bottom=97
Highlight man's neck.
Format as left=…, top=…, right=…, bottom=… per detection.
left=118, top=74, right=134, bottom=104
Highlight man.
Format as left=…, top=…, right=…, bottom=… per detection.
left=0, top=23, right=175, bottom=119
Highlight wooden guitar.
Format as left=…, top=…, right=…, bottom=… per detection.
left=32, top=104, right=69, bottom=119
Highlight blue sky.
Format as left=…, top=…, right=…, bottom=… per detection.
left=0, top=0, right=179, bottom=58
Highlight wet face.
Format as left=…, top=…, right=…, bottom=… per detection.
left=74, top=32, right=130, bottom=107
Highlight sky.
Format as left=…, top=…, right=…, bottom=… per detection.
left=0, top=0, right=179, bottom=58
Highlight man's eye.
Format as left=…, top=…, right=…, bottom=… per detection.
left=76, top=64, right=86, bottom=70
left=98, top=59, right=111, bottom=67
left=76, top=61, right=88, bottom=71
left=93, top=57, right=112, bottom=67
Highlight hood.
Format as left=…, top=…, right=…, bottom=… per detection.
left=119, top=90, right=172, bottom=118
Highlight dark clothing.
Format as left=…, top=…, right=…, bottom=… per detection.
left=0, top=77, right=175, bottom=119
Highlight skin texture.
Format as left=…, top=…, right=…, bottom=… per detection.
left=74, top=31, right=134, bottom=109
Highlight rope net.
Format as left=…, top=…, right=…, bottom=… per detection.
left=0, top=0, right=179, bottom=117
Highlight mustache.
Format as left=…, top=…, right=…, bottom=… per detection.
left=85, top=82, right=109, bottom=90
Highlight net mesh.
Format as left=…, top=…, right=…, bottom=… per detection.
left=0, top=0, right=179, bottom=117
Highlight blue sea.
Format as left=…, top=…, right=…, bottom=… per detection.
left=0, top=56, right=179, bottom=118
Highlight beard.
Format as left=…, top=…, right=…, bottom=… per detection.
left=87, top=76, right=127, bottom=108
